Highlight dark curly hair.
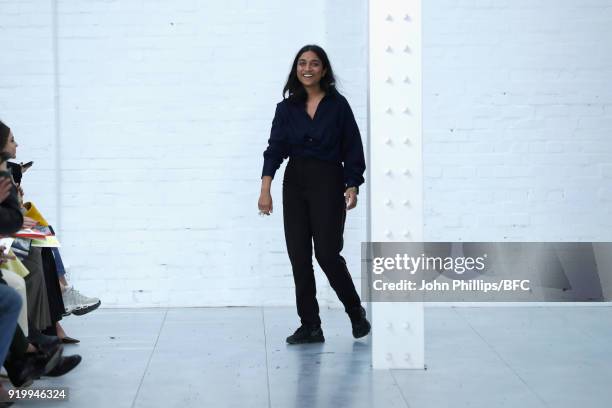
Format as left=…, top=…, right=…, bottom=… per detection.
left=0, top=120, right=10, bottom=151
left=283, top=45, right=336, bottom=104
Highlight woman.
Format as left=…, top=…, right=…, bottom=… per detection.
left=0, top=120, right=82, bottom=383
left=258, top=45, right=370, bottom=344
left=0, top=122, right=58, bottom=339
left=2, top=126, right=100, bottom=326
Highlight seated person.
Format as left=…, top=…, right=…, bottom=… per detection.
left=1, top=122, right=99, bottom=344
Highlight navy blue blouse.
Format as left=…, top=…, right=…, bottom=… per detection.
left=261, top=90, right=366, bottom=188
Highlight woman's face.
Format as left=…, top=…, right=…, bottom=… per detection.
left=296, top=51, right=327, bottom=89
left=3, top=131, right=18, bottom=159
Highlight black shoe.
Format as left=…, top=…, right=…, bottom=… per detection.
left=45, top=355, right=82, bottom=377
left=6, top=344, right=63, bottom=387
left=61, top=336, right=80, bottom=344
left=349, top=306, right=371, bottom=339
left=27, top=330, right=61, bottom=349
left=286, top=325, right=325, bottom=344
left=34, top=343, right=64, bottom=374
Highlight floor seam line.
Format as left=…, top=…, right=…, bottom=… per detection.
left=262, top=307, right=273, bottom=408
left=131, top=308, right=169, bottom=408
left=453, top=308, right=550, bottom=408
left=389, top=369, right=413, bottom=408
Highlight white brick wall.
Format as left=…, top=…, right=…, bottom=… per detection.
left=0, top=0, right=59, bottom=223
left=0, top=0, right=368, bottom=307
left=5, top=0, right=609, bottom=307
left=423, top=0, right=612, bottom=241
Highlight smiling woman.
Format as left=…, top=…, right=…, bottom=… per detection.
left=258, top=44, right=370, bottom=345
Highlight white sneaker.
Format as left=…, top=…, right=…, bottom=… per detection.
left=63, top=286, right=101, bottom=316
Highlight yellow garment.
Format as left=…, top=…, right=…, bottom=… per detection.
left=1, top=249, right=30, bottom=278
left=31, top=236, right=61, bottom=248
left=24, top=202, right=49, bottom=227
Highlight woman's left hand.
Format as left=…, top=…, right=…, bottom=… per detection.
left=345, top=187, right=358, bottom=210
left=0, top=246, right=15, bottom=264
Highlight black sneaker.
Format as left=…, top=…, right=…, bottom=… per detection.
left=349, top=306, right=371, bottom=339
left=45, top=355, right=82, bottom=377
left=286, top=325, right=325, bottom=344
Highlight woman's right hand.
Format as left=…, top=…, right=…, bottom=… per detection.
left=258, top=191, right=273, bottom=215
left=22, top=216, right=38, bottom=229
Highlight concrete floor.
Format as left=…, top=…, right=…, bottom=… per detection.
left=9, top=306, right=612, bottom=408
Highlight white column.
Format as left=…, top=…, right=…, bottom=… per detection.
left=368, top=0, right=425, bottom=369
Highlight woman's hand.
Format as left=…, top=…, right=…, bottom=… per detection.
left=345, top=187, right=358, bottom=210
left=22, top=216, right=38, bottom=229
left=258, top=191, right=273, bottom=215
left=258, top=176, right=273, bottom=216
left=0, top=177, right=12, bottom=202
left=0, top=246, right=15, bottom=265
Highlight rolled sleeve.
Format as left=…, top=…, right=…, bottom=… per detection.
left=262, top=103, right=289, bottom=179
left=340, top=101, right=366, bottom=188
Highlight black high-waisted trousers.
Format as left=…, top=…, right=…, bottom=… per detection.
left=282, top=156, right=361, bottom=326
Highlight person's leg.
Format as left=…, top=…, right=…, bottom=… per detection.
left=40, top=248, right=65, bottom=334
left=0, top=270, right=28, bottom=336
left=21, top=247, right=53, bottom=331
left=4, top=324, right=64, bottom=387
left=9, top=325, right=30, bottom=358
left=50, top=248, right=66, bottom=279
left=308, top=162, right=361, bottom=314
left=52, top=248, right=101, bottom=316
left=283, top=159, right=320, bottom=327
left=307, top=160, right=370, bottom=338
left=0, top=284, right=22, bottom=366
left=51, top=247, right=70, bottom=293
left=39, top=249, right=80, bottom=343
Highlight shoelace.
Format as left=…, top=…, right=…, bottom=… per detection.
left=63, top=287, right=75, bottom=300
left=73, top=289, right=96, bottom=304
left=65, top=287, right=96, bottom=305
